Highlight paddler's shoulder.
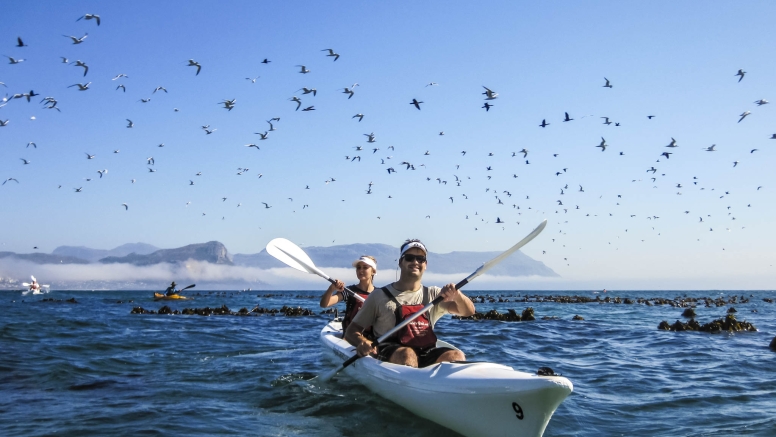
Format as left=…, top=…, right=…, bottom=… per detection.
left=384, top=282, right=419, bottom=295
left=382, top=283, right=401, bottom=296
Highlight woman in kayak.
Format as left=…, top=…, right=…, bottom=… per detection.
left=320, top=256, right=377, bottom=331
left=164, top=281, right=178, bottom=296
left=344, top=239, right=476, bottom=368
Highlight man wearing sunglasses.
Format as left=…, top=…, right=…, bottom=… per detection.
left=344, top=239, right=476, bottom=368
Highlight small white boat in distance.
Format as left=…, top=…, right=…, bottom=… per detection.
left=320, top=320, right=572, bottom=437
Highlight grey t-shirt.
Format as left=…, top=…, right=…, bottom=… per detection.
left=351, top=283, right=448, bottom=338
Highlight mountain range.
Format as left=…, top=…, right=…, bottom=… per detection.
left=234, top=243, right=558, bottom=277
left=99, top=242, right=232, bottom=266
left=52, top=243, right=160, bottom=263
left=1, top=241, right=558, bottom=277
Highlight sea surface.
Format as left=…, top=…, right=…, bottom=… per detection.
left=1, top=289, right=775, bottom=437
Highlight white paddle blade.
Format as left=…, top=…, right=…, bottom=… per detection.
left=266, top=238, right=319, bottom=274
left=464, top=219, right=547, bottom=283
left=31, top=275, right=36, bottom=282
left=22, top=283, right=30, bottom=286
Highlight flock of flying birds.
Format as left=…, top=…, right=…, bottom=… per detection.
left=1, top=12, right=773, bottom=270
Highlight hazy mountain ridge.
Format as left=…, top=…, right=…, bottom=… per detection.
left=0, top=252, right=90, bottom=265
left=100, top=241, right=233, bottom=266
left=1, top=241, right=557, bottom=277
left=233, top=243, right=398, bottom=269
left=52, top=243, right=159, bottom=263
left=234, top=243, right=558, bottom=277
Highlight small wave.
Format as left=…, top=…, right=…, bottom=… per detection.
left=68, top=379, right=119, bottom=391
left=270, top=372, right=318, bottom=387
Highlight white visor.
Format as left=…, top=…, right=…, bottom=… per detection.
left=352, top=256, right=377, bottom=270
left=400, top=241, right=427, bottom=257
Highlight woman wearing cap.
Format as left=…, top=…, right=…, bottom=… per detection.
left=320, top=256, right=377, bottom=332
left=164, top=281, right=178, bottom=296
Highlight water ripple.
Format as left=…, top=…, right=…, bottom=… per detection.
left=1, top=290, right=775, bottom=436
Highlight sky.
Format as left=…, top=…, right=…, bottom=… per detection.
left=1, top=1, right=775, bottom=289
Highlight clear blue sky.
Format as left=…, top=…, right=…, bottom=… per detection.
left=1, top=1, right=775, bottom=289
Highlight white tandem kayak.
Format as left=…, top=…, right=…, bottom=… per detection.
left=320, top=320, right=573, bottom=437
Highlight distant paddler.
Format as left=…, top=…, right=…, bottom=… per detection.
left=22, top=275, right=49, bottom=294
left=156, top=282, right=195, bottom=299
left=165, top=281, right=178, bottom=296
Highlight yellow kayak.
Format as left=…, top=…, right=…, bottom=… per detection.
left=154, top=293, right=189, bottom=300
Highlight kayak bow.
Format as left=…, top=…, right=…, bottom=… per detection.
left=320, top=320, right=572, bottom=437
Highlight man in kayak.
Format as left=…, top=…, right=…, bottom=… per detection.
left=164, top=281, right=178, bottom=296
left=344, top=239, right=476, bottom=368
left=319, top=256, right=377, bottom=332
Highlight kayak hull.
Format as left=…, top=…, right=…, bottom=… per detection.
left=320, top=321, right=572, bottom=437
left=153, top=293, right=188, bottom=300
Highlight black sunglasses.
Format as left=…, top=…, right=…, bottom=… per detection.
left=402, top=254, right=427, bottom=264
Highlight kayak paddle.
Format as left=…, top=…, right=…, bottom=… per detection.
left=319, top=219, right=548, bottom=382
left=23, top=275, right=50, bottom=289
left=266, top=238, right=365, bottom=302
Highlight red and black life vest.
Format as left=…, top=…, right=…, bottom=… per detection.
left=342, top=285, right=370, bottom=332
left=381, top=286, right=438, bottom=350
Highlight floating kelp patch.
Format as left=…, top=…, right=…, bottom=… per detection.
left=40, top=297, right=78, bottom=303
left=453, top=307, right=535, bottom=322
left=256, top=293, right=317, bottom=299
left=658, top=314, right=757, bottom=332
left=130, top=304, right=317, bottom=316
left=468, top=294, right=752, bottom=308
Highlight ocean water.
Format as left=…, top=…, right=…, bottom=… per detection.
left=1, top=289, right=775, bottom=437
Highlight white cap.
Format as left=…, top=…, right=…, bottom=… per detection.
left=400, top=240, right=427, bottom=257
left=352, top=256, right=377, bottom=270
